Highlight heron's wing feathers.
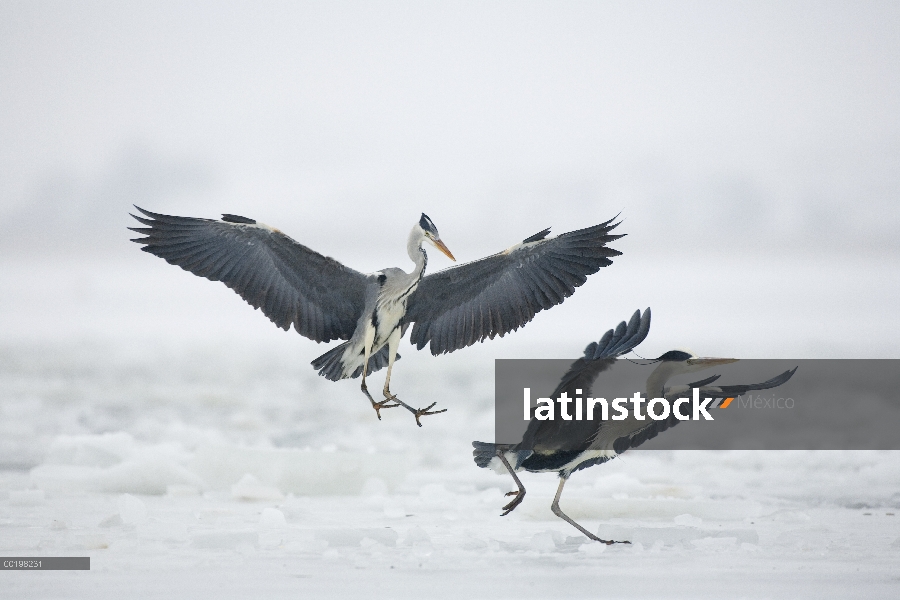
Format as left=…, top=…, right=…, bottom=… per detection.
left=551, top=308, right=652, bottom=399
left=129, top=207, right=369, bottom=343
left=687, top=367, right=799, bottom=400
left=686, top=374, right=721, bottom=388
left=609, top=367, right=799, bottom=457
left=608, top=415, right=683, bottom=457
left=404, top=217, right=623, bottom=355
left=516, top=309, right=650, bottom=460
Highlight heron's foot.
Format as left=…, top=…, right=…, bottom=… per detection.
left=412, top=402, right=447, bottom=427
left=370, top=398, right=400, bottom=420
left=362, top=384, right=399, bottom=420
left=501, top=490, right=525, bottom=516
left=585, top=534, right=631, bottom=545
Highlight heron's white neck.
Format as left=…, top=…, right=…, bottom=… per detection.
left=645, top=361, right=683, bottom=398
left=406, top=227, right=428, bottom=280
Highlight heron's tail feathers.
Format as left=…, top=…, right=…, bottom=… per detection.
left=472, top=441, right=501, bottom=468
left=472, top=442, right=529, bottom=474
left=312, top=343, right=400, bottom=381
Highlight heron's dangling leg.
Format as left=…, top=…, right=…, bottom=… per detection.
left=360, top=329, right=399, bottom=420
left=550, top=476, right=629, bottom=545
left=381, top=327, right=404, bottom=402
left=380, top=327, right=446, bottom=427
left=497, top=450, right=526, bottom=516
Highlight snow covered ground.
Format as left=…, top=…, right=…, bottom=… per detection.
left=2, top=253, right=899, bottom=599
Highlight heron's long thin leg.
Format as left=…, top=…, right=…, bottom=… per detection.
left=381, top=327, right=403, bottom=401
left=550, top=476, right=629, bottom=545
left=360, top=329, right=398, bottom=420
left=497, top=451, right=526, bottom=516
left=380, top=328, right=446, bottom=427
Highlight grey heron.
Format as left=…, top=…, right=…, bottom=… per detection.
left=473, top=308, right=797, bottom=543
left=129, top=208, right=623, bottom=425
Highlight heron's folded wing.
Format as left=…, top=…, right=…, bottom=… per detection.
left=129, top=207, right=369, bottom=343
left=404, top=217, right=623, bottom=355
left=517, top=309, right=650, bottom=457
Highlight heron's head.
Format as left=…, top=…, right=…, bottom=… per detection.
left=655, top=349, right=738, bottom=375
left=417, top=213, right=455, bottom=261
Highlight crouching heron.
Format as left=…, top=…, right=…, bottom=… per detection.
left=130, top=208, right=623, bottom=425
left=473, top=308, right=797, bottom=543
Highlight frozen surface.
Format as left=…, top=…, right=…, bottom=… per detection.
left=1, top=253, right=899, bottom=598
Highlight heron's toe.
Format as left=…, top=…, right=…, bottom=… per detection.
left=412, top=403, right=448, bottom=427
left=371, top=398, right=400, bottom=420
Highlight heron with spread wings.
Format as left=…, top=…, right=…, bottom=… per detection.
left=129, top=208, right=623, bottom=425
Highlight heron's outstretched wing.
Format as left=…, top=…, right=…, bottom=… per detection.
left=129, top=207, right=369, bottom=343
left=607, top=367, right=800, bottom=457
left=404, top=217, right=624, bottom=355
left=687, top=368, right=798, bottom=401
left=516, top=309, right=651, bottom=469
left=549, top=308, right=652, bottom=400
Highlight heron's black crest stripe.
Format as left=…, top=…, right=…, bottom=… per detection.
left=657, top=350, right=692, bottom=362
left=377, top=274, right=387, bottom=286
left=221, top=214, right=256, bottom=224
left=419, top=213, right=437, bottom=234
left=522, top=228, right=551, bottom=244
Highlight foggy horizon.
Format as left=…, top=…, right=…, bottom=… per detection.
left=2, top=2, right=898, bottom=259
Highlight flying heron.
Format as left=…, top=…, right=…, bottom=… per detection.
left=473, top=308, right=797, bottom=543
left=129, top=208, right=623, bottom=425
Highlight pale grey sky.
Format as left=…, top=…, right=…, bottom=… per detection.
left=1, top=1, right=898, bottom=259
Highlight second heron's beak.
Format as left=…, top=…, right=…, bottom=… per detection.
left=431, top=238, right=456, bottom=261
left=687, top=357, right=739, bottom=368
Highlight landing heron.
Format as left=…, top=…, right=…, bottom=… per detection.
left=129, top=208, right=623, bottom=425
left=473, top=308, right=797, bottom=542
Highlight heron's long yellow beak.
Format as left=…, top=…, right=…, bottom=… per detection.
left=687, top=357, right=739, bottom=368
left=432, top=238, right=456, bottom=261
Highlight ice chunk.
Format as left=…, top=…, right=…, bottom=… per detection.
left=231, top=474, right=285, bottom=501
left=192, top=443, right=411, bottom=496
left=259, top=507, right=287, bottom=529
left=98, top=514, right=124, bottom=528
left=383, top=502, right=406, bottom=519
left=401, top=526, right=431, bottom=546
left=529, top=530, right=563, bottom=552
left=30, top=433, right=202, bottom=495
left=118, top=493, right=148, bottom=525
left=315, top=528, right=398, bottom=548
left=674, top=513, right=703, bottom=527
